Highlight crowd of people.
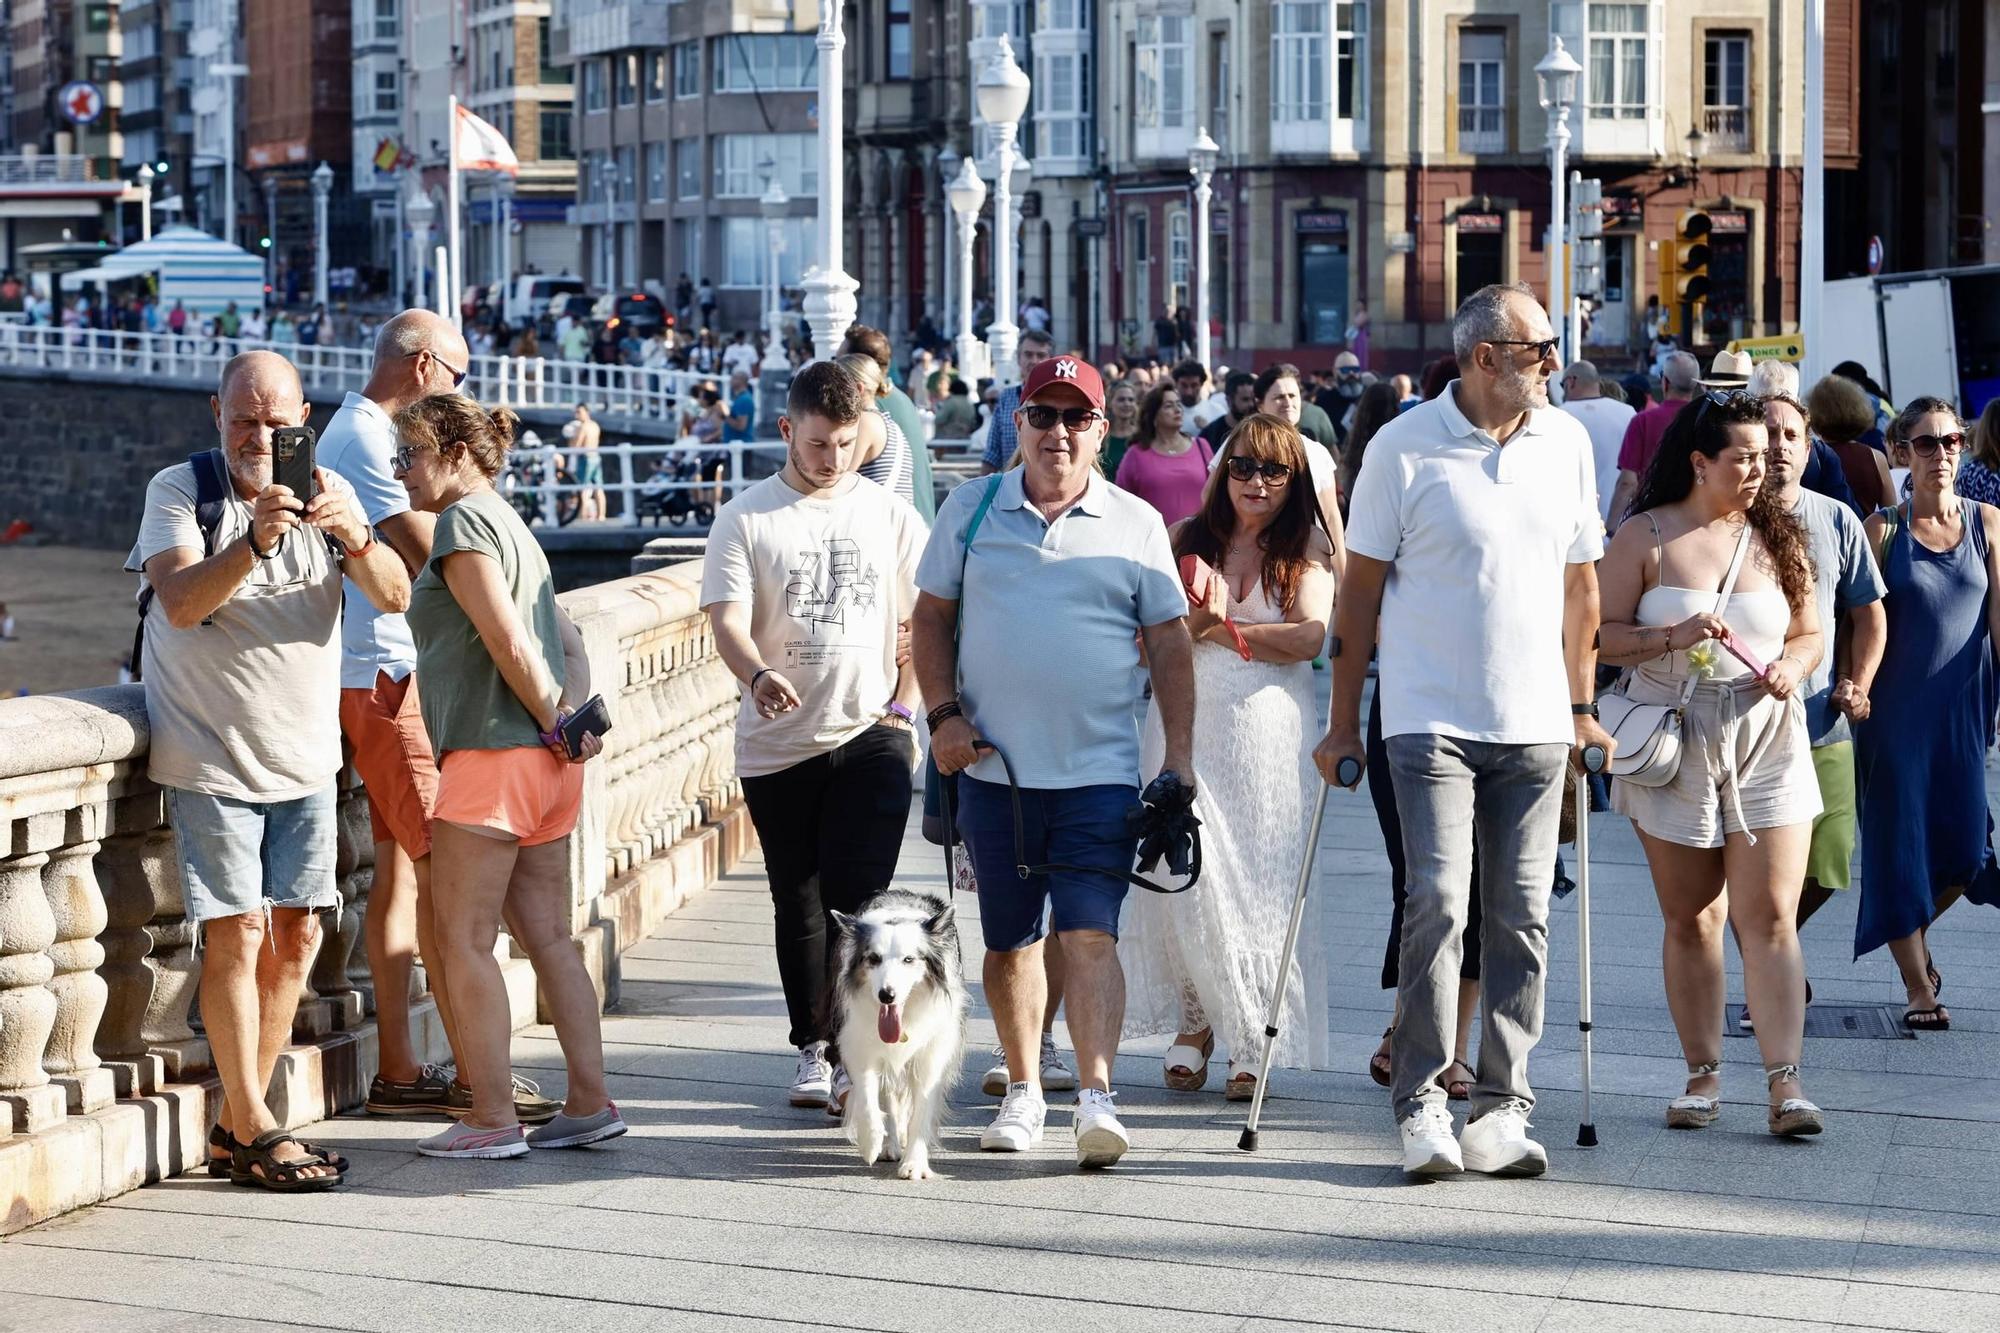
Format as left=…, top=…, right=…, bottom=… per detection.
left=130, top=277, right=1997, bottom=1194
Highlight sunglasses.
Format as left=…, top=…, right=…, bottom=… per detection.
left=1021, top=404, right=1103, bottom=430
left=1489, top=338, right=1561, bottom=362
left=411, top=348, right=468, bottom=389
left=1224, top=456, right=1293, bottom=484
left=391, top=446, right=417, bottom=472
left=1909, top=432, right=1965, bottom=458
left=1698, top=387, right=1757, bottom=417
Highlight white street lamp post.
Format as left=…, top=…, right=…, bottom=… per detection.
left=262, top=174, right=278, bottom=293
left=800, top=2, right=858, bottom=359
left=310, top=161, right=333, bottom=310
left=137, top=163, right=155, bottom=241
left=1536, top=37, right=1581, bottom=362
left=947, top=155, right=987, bottom=383
left=977, top=34, right=1030, bottom=385
left=761, top=177, right=791, bottom=373
left=937, top=148, right=960, bottom=342
left=211, top=62, right=248, bottom=246
left=1188, top=127, right=1219, bottom=377
left=406, top=188, right=434, bottom=311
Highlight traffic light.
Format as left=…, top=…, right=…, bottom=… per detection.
left=1657, top=243, right=1681, bottom=336
left=1673, top=210, right=1713, bottom=305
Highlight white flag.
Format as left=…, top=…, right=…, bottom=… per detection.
left=454, top=104, right=520, bottom=175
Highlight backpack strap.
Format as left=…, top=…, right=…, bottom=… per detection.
left=131, top=450, right=241, bottom=682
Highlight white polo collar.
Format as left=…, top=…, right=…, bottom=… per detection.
left=1437, top=380, right=1555, bottom=447
left=997, top=465, right=1108, bottom=517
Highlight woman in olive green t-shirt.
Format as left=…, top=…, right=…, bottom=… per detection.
left=394, top=394, right=624, bottom=1160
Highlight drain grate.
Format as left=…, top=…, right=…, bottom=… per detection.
left=1727, top=1003, right=1914, bottom=1039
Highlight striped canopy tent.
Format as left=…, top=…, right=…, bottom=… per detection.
left=59, top=225, right=265, bottom=315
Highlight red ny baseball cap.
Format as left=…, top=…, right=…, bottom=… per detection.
left=1019, top=354, right=1105, bottom=410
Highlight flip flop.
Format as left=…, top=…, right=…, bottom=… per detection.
left=1903, top=1005, right=1950, bottom=1031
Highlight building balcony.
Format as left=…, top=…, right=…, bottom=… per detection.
left=1702, top=105, right=1750, bottom=154
left=558, top=3, right=670, bottom=61
left=1457, top=107, right=1505, bottom=156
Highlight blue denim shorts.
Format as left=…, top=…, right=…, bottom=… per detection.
left=166, top=784, right=341, bottom=925
left=954, top=777, right=1139, bottom=952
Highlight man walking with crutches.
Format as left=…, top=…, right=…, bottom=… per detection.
left=1315, top=283, right=1614, bottom=1179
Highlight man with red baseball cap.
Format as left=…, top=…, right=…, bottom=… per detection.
left=913, top=351, right=1197, bottom=1170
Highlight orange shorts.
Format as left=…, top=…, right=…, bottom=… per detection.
left=338, top=671, right=439, bottom=859
left=434, top=745, right=584, bottom=847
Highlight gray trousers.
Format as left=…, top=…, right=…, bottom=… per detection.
left=1385, top=733, right=1568, bottom=1123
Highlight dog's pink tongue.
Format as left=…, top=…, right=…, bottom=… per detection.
left=878, top=1003, right=903, bottom=1044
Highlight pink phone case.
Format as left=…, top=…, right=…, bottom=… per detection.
left=1719, top=630, right=1769, bottom=680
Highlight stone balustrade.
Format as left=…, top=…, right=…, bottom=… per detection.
left=0, top=558, right=748, bottom=1233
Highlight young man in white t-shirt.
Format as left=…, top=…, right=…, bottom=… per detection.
left=1316, top=284, right=1615, bottom=1182
left=701, top=360, right=924, bottom=1112
left=1557, top=359, right=1637, bottom=524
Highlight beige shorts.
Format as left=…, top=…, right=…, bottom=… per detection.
left=1611, top=674, right=1822, bottom=849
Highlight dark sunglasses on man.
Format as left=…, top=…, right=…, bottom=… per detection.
left=1488, top=337, right=1561, bottom=362
left=411, top=347, right=468, bottom=389
left=1224, top=456, right=1293, bottom=484
left=1021, top=404, right=1103, bottom=431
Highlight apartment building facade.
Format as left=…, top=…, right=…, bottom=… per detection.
left=117, top=0, right=191, bottom=203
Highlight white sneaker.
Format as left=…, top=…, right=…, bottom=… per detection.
left=824, top=1065, right=851, bottom=1120
left=980, top=1082, right=1046, bottom=1152
left=789, top=1042, right=832, bottom=1108
left=1458, top=1105, right=1549, bottom=1178
left=980, top=1036, right=1078, bottom=1096
left=1073, top=1088, right=1130, bottom=1169
left=1399, top=1103, right=1464, bottom=1177
left=1039, top=1034, right=1078, bottom=1092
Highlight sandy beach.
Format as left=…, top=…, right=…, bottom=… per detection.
left=0, top=545, right=141, bottom=697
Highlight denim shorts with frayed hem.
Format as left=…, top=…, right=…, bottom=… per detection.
left=166, top=783, right=340, bottom=925
left=954, top=777, right=1139, bottom=952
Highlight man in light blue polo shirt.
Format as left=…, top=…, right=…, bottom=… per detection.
left=915, top=355, right=1195, bottom=1170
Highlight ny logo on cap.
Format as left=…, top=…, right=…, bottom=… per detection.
left=1053, top=358, right=1079, bottom=378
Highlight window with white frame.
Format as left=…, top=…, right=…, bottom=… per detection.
left=1703, top=32, right=1750, bottom=151
left=1208, top=30, right=1229, bottom=148
left=375, top=70, right=399, bottom=116
left=374, top=0, right=396, bottom=43
left=1586, top=3, right=1650, bottom=120
left=583, top=60, right=607, bottom=113
left=1135, top=15, right=1189, bottom=131
left=646, top=142, right=668, bottom=202
left=1457, top=28, right=1504, bottom=153
left=721, top=216, right=816, bottom=288
left=1271, top=2, right=1325, bottom=124
left=1035, top=49, right=1092, bottom=162
left=713, top=34, right=817, bottom=93
left=646, top=51, right=668, bottom=103
left=675, top=138, right=701, bottom=200
left=1168, top=209, right=1190, bottom=309
left=711, top=134, right=817, bottom=199
left=1332, top=2, right=1366, bottom=121
left=616, top=53, right=639, bottom=107
left=672, top=42, right=700, bottom=98
left=615, top=146, right=637, bottom=202
left=886, top=0, right=912, bottom=80
left=1038, top=0, right=1082, bottom=27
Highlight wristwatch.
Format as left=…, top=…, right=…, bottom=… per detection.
left=1571, top=701, right=1599, bottom=718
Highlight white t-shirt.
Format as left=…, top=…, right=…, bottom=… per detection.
left=721, top=341, right=760, bottom=379
left=1345, top=383, right=1603, bottom=746
left=319, top=392, right=419, bottom=688
left=1560, top=393, right=1637, bottom=522
left=127, top=461, right=353, bottom=799
left=700, top=472, right=923, bottom=778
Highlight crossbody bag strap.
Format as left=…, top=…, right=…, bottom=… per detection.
left=1676, top=521, right=1754, bottom=707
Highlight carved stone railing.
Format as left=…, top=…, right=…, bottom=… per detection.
left=0, top=558, right=745, bottom=1233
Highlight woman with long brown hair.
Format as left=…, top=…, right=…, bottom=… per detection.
left=1596, top=390, right=1826, bottom=1138
left=1121, top=414, right=1336, bottom=1099
left=1114, top=381, right=1212, bottom=524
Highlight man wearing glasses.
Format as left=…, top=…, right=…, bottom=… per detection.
left=915, top=356, right=1196, bottom=1169
left=1316, top=283, right=1613, bottom=1180
left=320, top=311, right=561, bottom=1126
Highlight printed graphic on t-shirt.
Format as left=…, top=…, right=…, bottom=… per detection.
left=783, top=538, right=881, bottom=646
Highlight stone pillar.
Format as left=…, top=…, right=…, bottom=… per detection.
left=40, top=833, right=115, bottom=1114
left=307, top=785, right=369, bottom=1031
left=0, top=851, right=61, bottom=1135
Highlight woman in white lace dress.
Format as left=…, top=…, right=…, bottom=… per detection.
left=1125, top=414, right=1336, bottom=1098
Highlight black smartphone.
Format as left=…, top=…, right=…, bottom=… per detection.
left=559, top=694, right=613, bottom=759
left=272, top=425, right=319, bottom=501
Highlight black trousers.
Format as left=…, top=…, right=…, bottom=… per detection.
left=1367, top=690, right=1484, bottom=989
left=740, top=725, right=913, bottom=1051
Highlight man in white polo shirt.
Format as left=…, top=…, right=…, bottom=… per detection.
left=915, top=355, right=1194, bottom=1170
left=1316, top=283, right=1614, bottom=1180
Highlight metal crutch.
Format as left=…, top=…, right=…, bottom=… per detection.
left=1574, top=743, right=1608, bottom=1148
left=1239, top=756, right=1359, bottom=1152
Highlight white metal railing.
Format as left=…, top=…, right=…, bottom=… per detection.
left=0, top=323, right=744, bottom=426
left=500, top=440, right=784, bottom=530
left=0, top=155, right=94, bottom=186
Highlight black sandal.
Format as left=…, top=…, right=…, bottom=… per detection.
left=1903, top=1005, right=1950, bottom=1031
left=228, top=1129, right=344, bottom=1192
left=206, top=1124, right=236, bottom=1178
left=1368, top=1027, right=1394, bottom=1088
left=292, top=1140, right=350, bottom=1175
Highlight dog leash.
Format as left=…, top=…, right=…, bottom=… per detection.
left=936, top=735, right=1201, bottom=895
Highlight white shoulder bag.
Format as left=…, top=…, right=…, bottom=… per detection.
left=1598, top=521, right=1752, bottom=788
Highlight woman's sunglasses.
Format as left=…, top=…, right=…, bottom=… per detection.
left=1021, top=404, right=1103, bottom=430
left=1225, top=457, right=1293, bottom=484
left=391, top=446, right=418, bottom=472
left=1909, top=432, right=1965, bottom=458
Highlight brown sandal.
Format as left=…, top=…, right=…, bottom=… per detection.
left=228, top=1129, right=343, bottom=1193
left=1368, top=1027, right=1393, bottom=1088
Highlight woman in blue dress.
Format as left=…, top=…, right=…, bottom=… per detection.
left=1858, top=397, right=2000, bottom=1030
